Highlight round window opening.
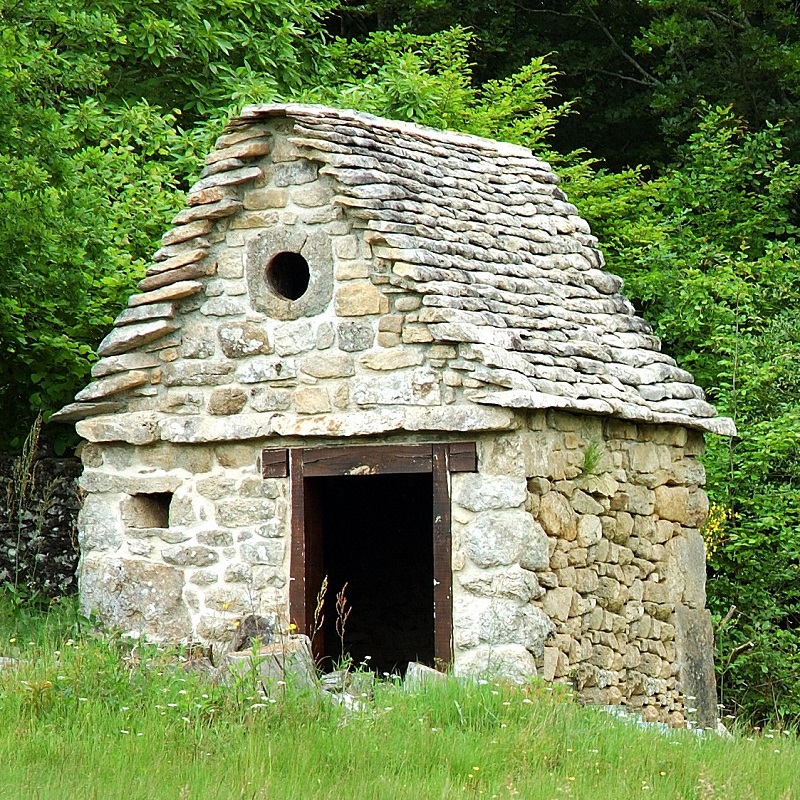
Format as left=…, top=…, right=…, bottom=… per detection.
left=265, top=251, right=310, bottom=301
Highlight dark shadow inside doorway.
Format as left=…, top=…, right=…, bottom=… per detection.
left=307, top=472, right=434, bottom=675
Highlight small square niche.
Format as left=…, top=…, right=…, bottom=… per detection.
left=122, top=493, right=173, bottom=529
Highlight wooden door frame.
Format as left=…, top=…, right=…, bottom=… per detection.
left=263, top=442, right=476, bottom=667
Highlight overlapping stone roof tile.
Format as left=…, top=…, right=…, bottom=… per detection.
left=54, top=103, right=735, bottom=436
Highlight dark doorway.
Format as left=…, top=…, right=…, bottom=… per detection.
left=308, top=473, right=434, bottom=674
left=281, top=443, right=477, bottom=673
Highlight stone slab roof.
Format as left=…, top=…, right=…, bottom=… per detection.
left=54, top=103, right=735, bottom=436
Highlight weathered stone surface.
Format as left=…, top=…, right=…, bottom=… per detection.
left=76, top=412, right=161, bottom=445
left=137, top=260, right=216, bottom=292
left=75, top=371, right=150, bottom=402
left=161, top=219, right=214, bottom=247
left=462, top=509, right=535, bottom=568
left=274, top=321, right=315, bottom=356
left=352, top=369, right=440, bottom=406
left=454, top=644, right=538, bottom=682
left=97, top=320, right=181, bottom=357
left=654, top=486, right=690, bottom=524
left=294, top=387, right=331, bottom=414
left=218, top=322, right=273, bottom=358
left=538, top=491, right=578, bottom=541
left=79, top=556, right=191, bottom=640
left=664, top=530, right=706, bottom=607
left=358, top=348, right=423, bottom=371
left=674, top=605, right=718, bottom=728
left=453, top=474, right=526, bottom=512
left=335, top=282, right=387, bottom=316
left=208, top=387, right=248, bottom=416
left=115, top=303, right=177, bottom=327
left=459, top=565, right=541, bottom=602
left=236, top=357, right=296, bottom=383
left=128, top=281, right=203, bottom=308
left=50, top=401, right=124, bottom=423
left=541, top=586, right=574, bottom=622
left=250, top=387, right=291, bottom=411
left=519, top=519, right=550, bottom=571
left=91, top=353, right=161, bottom=378
left=162, top=545, right=219, bottom=567
left=216, top=499, right=275, bottom=527
left=240, top=540, right=285, bottom=566
left=299, top=353, right=355, bottom=379
left=337, top=320, right=375, bottom=352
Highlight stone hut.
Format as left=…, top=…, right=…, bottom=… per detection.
left=54, top=104, right=734, bottom=726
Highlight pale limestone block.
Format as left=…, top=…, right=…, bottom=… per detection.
left=452, top=474, right=527, bottom=512
left=454, top=644, right=538, bottom=682
left=577, top=515, right=603, bottom=548
left=378, top=314, right=403, bottom=334
left=79, top=555, right=190, bottom=640
left=235, top=357, right=296, bottom=383
left=654, top=485, right=690, bottom=524
left=274, top=320, right=315, bottom=356
left=338, top=320, right=374, bottom=351
left=538, top=491, right=578, bottom=541
left=352, top=369, right=440, bottom=406
left=333, top=235, right=359, bottom=259
left=79, top=494, right=124, bottom=552
left=377, top=332, right=401, bottom=347
left=335, top=282, right=387, bottom=316
left=244, top=188, right=287, bottom=210
left=541, top=587, right=574, bottom=622
left=358, top=348, right=423, bottom=371
left=200, top=296, right=247, bottom=317
left=571, top=490, right=605, bottom=515
left=401, top=324, right=433, bottom=343
left=197, top=530, right=234, bottom=547
left=458, top=565, right=542, bottom=602
left=294, top=386, right=331, bottom=414
left=335, top=260, right=371, bottom=280
left=300, top=353, right=355, bottom=379
left=462, top=509, right=532, bottom=567
left=76, top=412, right=161, bottom=445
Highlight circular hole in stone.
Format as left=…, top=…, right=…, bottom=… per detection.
left=265, top=251, right=310, bottom=301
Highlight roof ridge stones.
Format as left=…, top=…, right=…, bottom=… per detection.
left=52, top=103, right=736, bottom=436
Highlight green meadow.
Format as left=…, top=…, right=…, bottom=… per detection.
left=0, top=598, right=796, bottom=800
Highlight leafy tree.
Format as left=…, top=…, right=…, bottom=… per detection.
left=573, top=106, right=800, bottom=725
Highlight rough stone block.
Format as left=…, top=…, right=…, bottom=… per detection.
left=79, top=556, right=190, bottom=640
left=294, top=386, right=331, bottom=414
left=538, top=491, right=578, bottom=541
left=462, top=509, right=534, bottom=568
left=452, top=474, right=527, bottom=512
left=208, top=387, right=248, bottom=416
left=335, top=282, right=387, bottom=316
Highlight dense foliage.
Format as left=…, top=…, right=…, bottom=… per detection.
left=1, top=0, right=799, bottom=726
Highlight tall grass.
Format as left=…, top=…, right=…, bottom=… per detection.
left=0, top=596, right=797, bottom=800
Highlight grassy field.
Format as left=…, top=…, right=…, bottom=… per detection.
left=0, top=597, right=797, bottom=800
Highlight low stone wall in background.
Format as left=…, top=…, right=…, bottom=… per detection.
left=0, top=456, right=82, bottom=597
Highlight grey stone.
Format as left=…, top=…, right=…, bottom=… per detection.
left=79, top=556, right=191, bottom=640
left=162, top=546, right=219, bottom=567
left=240, top=540, right=285, bottom=566
left=97, top=320, right=181, bottom=357
left=337, top=320, right=375, bottom=352
left=674, top=605, right=718, bottom=729
left=250, top=387, right=291, bottom=411
left=78, top=495, right=123, bottom=552
left=216, top=499, right=276, bottom=527
left=352, top=369, right=441, bottom=406
left=236, top=357, right=296, bottom=383
left=462, top=509, right=534, bottom=568
left=519, top=519, right=550, bottom=571
left=222, top=635, right=316, bottom=689
left=115, top=302, right=176, bottom=327
left=218, top=322, right=273, bottom=358
left=274, top=320, right=315, bottom=356
left=454, top=644, right=538, bottom=682
left=453, top=474, right=527, bottom=512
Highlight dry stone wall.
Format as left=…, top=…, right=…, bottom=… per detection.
left=77, top=406, right=711, bottom=726
left=451, top=411, right=709, bottom=726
